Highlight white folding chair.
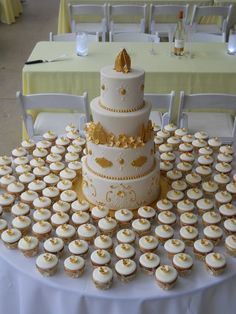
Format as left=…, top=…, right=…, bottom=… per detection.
left=108, top=4, right=147, bottom=34
left=49, top=32, right=99, bottom=42
left=187, top=30, right=226, bottom=43
left=190, top=5, right=233, bottom=36
left=17, top=91, right=90, bottom=141
left=178, top=91, right=236, bottom=149
left=144, top=91, right=175, bottom=129
left=68, top=4, right=107, bottom=42
left=150, top=4, right=189, bottom=39
left=109, top=31, right=160, bottom=43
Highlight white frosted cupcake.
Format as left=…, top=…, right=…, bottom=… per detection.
left=91, top=249, right=111, bottom=267
left=115, top=259, right=137, bottom=282
left=20, top=190, right=38, bottom=206
left=94, top=235, right=113, bottom=253
left=0, top=155, right=12, bottom=166
left=226, top=181, right=236, bottom=200
left=198, top=146, right=213, bottom=156
left=32, top=221, right=52, bottom=241
left=30, top=158, right=45, bottom=168
left=33, top=166, right=50, bottom=178
left=220, top=145, right=234, bottom=155
left=225, top=235, right=236, bottom=256
left=156, top=199, right=173, bottom=212
left=171, top=180, right=188, bottom=192
left=64, top=255, right=85, bottom=278
left=192, top=139, right=207, bottom=152
left=195, top=131, right=209, bottom=141
left=219, top=203, right=236, bottom=220
left=71, top=199, right=90, bottom=213
left=166, top=169, right=183, bottom=184
left=98, top=216, right=117, bottom=237
left=51, top=145, right=66, bottom=156
left=196, top=198, right=214, bottom=214
left=208, top=137, right=222, bottom=151
left=32, top=147, right=48, bottom=160
left=156, top=129, right=170, bottom=142
left=179, top=152, right=195, bottom=164
left=195, top=166, right=212, bottom=181
left=179, top=142, right=193, bottom=153
left=33, top=196, right=52, bottom=210
left=68, top=161, right=82, bottom=174
left=182, top=134, right=194, bottom=143
left=51, top=211, right=70, bottom=228
left=65, top=152, right=79, bottom=163
left=159, top=143, right=173, bottom=154
left=36, top=253, right=58, bottom=276
left=154, top=136, right=164, bottom=148
left=72, top=137, right=86, bottom=148
left=186, top=188, right=204, bottom=203
left=172, top=253, right=193, bottom=276
left=43, top=237, right=64, bottom=257
left=166, top=189, right=184, bottom=205
left=19, top=172, right=35, bottom=186
left=174, top=127, right=188, bottom=138
left=55, top=136, right=70, bottom=147
left=164, top=123, right=177, bottom=135
left=215, top=162, right=232, bottom=175
left=215, top=191, right=232, bottom=207
left=202, top=211, right=221, bottom=226
left=36, top=140, right=52, bottom=150
left=180, top=212, right=198, bottom=227
left=67, top=143, right=82, bottom=155
left=12, top=215, right=31, bottom=236
left=43, top=130, right=57, bottom=143
left=1, top=228, right=22, bottom=249
left=138, top=206, right=156, bottom=221
left=68, top=239, right=89, bottom=258
left=202, top=181, right=219, bottom=198
left=139, top=235, right=159, bottom=253
left=0, top=193, right=15, bottom=212
left=176, top=162, right=192, bottom=174
left=28, top=180, right=46, bottom=194
left=13, top=156, right=29, bottom=167
left=224, top=218, right=236, bottom=235
left=160, top=161, right=174, bottom=175
left=91, top=205, right=109, bottom=223
left=33, top=208, right=51, bottom=222
left=60, top=190, right=77, bottom=203
left=59, top=168, right=76, bottom=181
left=92, top=266, right=113, bottom=289
left=132, top=218, right=151, bottom=236
left=49, top=161, right=65, bottom=174
left=198, top=155, right=214, bottom=167
left=164, top=239, right=185, bottom=259
left=18, top=236, right=39, bottom=257
left=155, top=224, right=174, bottom=244
left=115, top=243, right=136, bottom=259
left=213, top=173, right=230, bottom=190
left=158, top=211, right=177, bottom=226
left=205, top=252, right=226, bottom=276
left=179, top=226, right=198, bottom=246
left=193, top=238, right=214, bottom=260
left=43, top=173, right=60, bottom=187
left=55, top=224, right=76, bottom=243
left=12, top=147, right=27, bottom=158
left=160, top=152, right=176, bottom=163
left=15, top=164, right=32, bottom=176
left=0, top=219, right=8, bottom=235
left=57, top=179, right=73, bottom=192
left=176, top=199, right=195, bottom=214
left=155, top=265, right=178, bottom=290
left=77, top=223, right=97, bottom=244
left=203, top=225, right=223, bottom=244
left=53, top=200, right=70, bottom=213
left=139, top=252, right=160, bottom=274
left=217, top=153, right=233, bottom=164
left=0, top=174, right=16, bottom=189
left=66, top=129, right=81, bottom=141
left=115, top=209, right=133, bottom=227
left=116, top=229, right=136, bottom=244
left=42, top=186, right=60, bottom=202
left=71, top=211, right=90, bottom=227
left=11, top=202, right=30, bottom=217
left=167, top=136, right=181, bottom=150
left=7, top=181, right=25, bottom=197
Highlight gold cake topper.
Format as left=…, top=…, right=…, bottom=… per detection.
left=114, top=49, right=131, bottom=73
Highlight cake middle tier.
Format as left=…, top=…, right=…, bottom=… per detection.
left=91, top=97, right=151, bottom=137
left=86, top=139, right=155, bottom=178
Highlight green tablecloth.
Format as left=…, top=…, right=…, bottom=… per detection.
left=0, top=0, right=22, bottom=24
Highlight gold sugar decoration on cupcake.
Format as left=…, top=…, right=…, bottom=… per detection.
left=207, top=181, right=215, bottom=187
left=48, top=186, right=56, bottom=192
left=221, top=191, right=229, bottom=197
left=24, top=172, right=32, bottom=177
left=100, top=235, right=108, bottom=242
left=179, top=253, right=187, bottom=261
left=97, top=249, right=105, bottom=257
left=39, top=221, right=46, bottom=227
left=24, top=236, right=32, bottom=244
left=213, top=253, right=221, bottom=260
left=39, top=197, right=46, bottom=202
left=231, top=219, right=236, bottom=225
left=76, top=211, right=83, bottom=217
left=171, top=239, right=180, bottom=246
left=163, top=161, right=171, bottom=166
left=61, top=224, right=69, bottom=231
left=105, top=216, right=113, bottom=223
left=2, top=155, right=10, bottom=161
left=145, top=253, right=154, bottom=260
left=64, top=191, right=72, bottom=197
left=4, top=174, right=11, bottom=179
left=122, top=229, right=131, bottom=236
left=145, top=236, right=153, bottom=243
left=225, top=203, right=233, bottom=209
left=139, top=218, right=147, bottom=225
left=61, top=180, right=69, bottom=185
left=210, top=212, right=217, bottom=217
left=97, top=205, right=104, bottom=211
left=84, top=224, right=92, bottom=231
left=232, top=235, right=236, bottom=242
left=186, top=226, right=193, bottom=233
left=114, top=49, right=131, bottom=73
left=57, top=211, right=65, bottom=218
left=160, top=265, right=170, bottom=273
left=204, top=199, right=211, bottom=204
left=122, top=259, right=131, bottom=267
left=143, top=206, right=151, bottom=212
left=183, top=199, right=191, bottom=205
left=185, top=213, right=193, bottom=218
left=55, top=161, right=62, bottom=166
left=164, top=211, right=172, bottom=217
left=99, top=266, right=109, bottom=274
left=18, top=216, right=26, bottom=222
left=50, top=238, right=58, bottom=245
left=162, top=225, right=170, bottom=231
left=162, top=199, right=169, bottom=205
left=121, top=209, right=128, bottom=215
left=65, top=169, right=73, bottom=174
left=222, top=162, right=230, bottom=168
left=70, top=256, right=79, bottom=264
left=2, top=193, right=10, bottom=199
left=44, top=253, right=53, bottom=262
left=202, top=166, right=209, bottom=170
left=75, top=240, right=82, bottom=247
left=6, top=229, right=15, bottom=236
left=18, top=203, right=25, bottom=209
left=210, top=225, right=219, bottom=231
left=0, top=166, right=7, bottom=171
left=174, top=190, right=181, bottom=196
left=193, top=188, right=200, bottom=193
left=121, top=244, right=130, bottom=251
left=38, top=208, right=45, bottom=214
left=201, top=239, right=209, bottom=246
left=14, top=182, right=22, bottom=187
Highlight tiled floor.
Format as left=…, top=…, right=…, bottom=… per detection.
left=0, top=0, right=58, bottom=155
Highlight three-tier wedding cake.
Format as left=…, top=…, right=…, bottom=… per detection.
left=82, top=49, right=160, bottom=210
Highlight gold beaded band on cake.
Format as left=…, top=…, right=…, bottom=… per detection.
left=99, top=100, right=145, bottom=113
left=84, top=157, right=156, bottom=180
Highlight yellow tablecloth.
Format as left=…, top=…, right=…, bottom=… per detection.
left=0, top=0, right=22, bottom=24
left=58, top=0, right=213, bottom=34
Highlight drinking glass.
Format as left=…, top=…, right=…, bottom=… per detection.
left=149, top=32, right=160, bottom=55
left=76, top=32, right=88, bottom=56
left=168, top=25, right=175, bottom=57
left=228, top=29, right=236, bottom=55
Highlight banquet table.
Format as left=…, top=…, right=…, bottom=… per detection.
left=0, top=0, right=22, bottom=24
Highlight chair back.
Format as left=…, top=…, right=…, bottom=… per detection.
left=109, top=32, right=159, bottom=42
left=188, top=31, right=226, bottom=43
left=49, top=32, right=99, bottom=42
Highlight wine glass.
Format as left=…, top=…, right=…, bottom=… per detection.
left=168, top=25, right=175, bottom=57
left=149, top=32, right=160, bottom=55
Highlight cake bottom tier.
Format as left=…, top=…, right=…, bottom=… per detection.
left=81, top=156, right=160, bottom=210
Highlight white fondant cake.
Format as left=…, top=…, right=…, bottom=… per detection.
left=82, top=55, right=160, bottom=210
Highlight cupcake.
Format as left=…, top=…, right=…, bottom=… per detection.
left=182, top=134, right=194, bottom=144
left=160, top=161, right=174, bottom=175
left=92, top=266, right=113, bottom=289
left=219, top=203, right=236, bottom=220
left=159, top=143, right=173, bottom=154
left=55, top=136, right=70, bottom=147
left=77, top=223, right=97, bottom=244
left=164, top=123, right=177, bottom=135
left=51, top=145, right=66, bottom=156
left=0, top=174, right=16, bottom=189
left=15, top=165, right=32, bottom=176
left=156, top=199, right=173, bottom=212
left=156, top=129, right=170, bottom=142
left=71, top=210, right=90, bottom=227
left=154, top=136, right=164, bottom=149
left=179, top=152, right=195, bottom=164
left=215, top=191, right=232, bottom=207
left=172, top=253, right=193, bottom=276
left=193, top=238, right=214, bottom=260
left=171, top=180, right=188, bottom=192
left=1, top=228, right=22, bottom=249
left=115, top=243, right=136, bottom=260
left=202, top=181, right=219, bottom=198
left=43, top=173, right=60, bottom=187
left=213, top=173, right=230, bottom=190
left=71, top=199, right=90, bottom=213
left=13, top=156, right=29, bottom=167
left=67, top=130, right=81, bottom=141
left=158, top=211, right=177, bottom=226
left=160, top=152, right=176, bottom=163
left=194, top=131, right=209, bottom=141
left=226, top=181, right=236, bottom=200
left=33, top=208, right=51, bottom=222
left=137, top=206, right=156, bottom=221
left=53, top=200, right=70, bottom=213
left=208, top=137, right=222, bottom=151
left=68, top=239, right=89, bottom=258
left=0, top=193, right=15, bottom=212
left=166, top=170, right=182, bottom=184
left=139, top=252, right=160, bottom=275
left=132, top=218, right=151, bottom=236
left=90, top=249, right=111, bottom=267
left=203, top=225, right=223, bottom=244
left=139, top=235, right=159, bottom=253
left=219, top=145, right=234, bottom=155
left=32, top=148, right=48, bottom=160
left=49, top=161, right=65, bottom=174
left=164, top=239, right=185, bottom=259
left=65, top=152, right=79, bottom=163
left=115, top=209, right=133, bottom=227
left=215, top=162, right=232, bottom=175
left=67, top=143, right=82, bottom=155
left=11, top=202, right=30, bottom=217
left=225, top=235, right=236, bottom=257
left=30, top=158, right=45, bottom=168
left=197, top=155, right=214, bottom=167
left=179, top=143, right=193, bottom=154
left=7, top=181, right=25, bottom=197
left=180, top=212, right=198, bottom=227
left=36, top=253, right=58, bottom=276
left=195, top=166, right=212, bottom=181
left=202, top=211, right=221, bottom=226
left=28, top=180, right=46, bottom=195
left=192, top=139, right=207, bottom=152
left=155, top=265, right=178, bottom=290
left=155, top=225, right=174, bottom=244
left=33, top=166, right=50, bottom=178
left=12, top=147, right=27, bottom=158
left=98, top=216, right=117, bottom=237
left=116, top=229, right=136, bottom=245
left=43, top=130, right=57, bottom=143
left=59, top=168, right=76, bottom=181
left=224, top=218, right=236, bottom=235
left=43, top=237, right=64, bottom=257
left=36, top=140, right=52, bottom=150
left=198, top=146, right=213, bottom=156
left=0, top=155, right=12, bottom=166
left=51, top=212, right=70, bottom=228
left=42, top=186, right=60, bottom=202
left=11, top=216, right=31, bottom=236
left=0, top=219, right=8, bottom=234
left=174, top=128, right=188, bottom=138
left=60, top=190, right=77, bottom=203
left=166, top=190, right=184, bottom=205
left=55, top=224, right=76, bottom=243
left=68, top=161, right=82, bottom=174
left=217, top=153, right=233, bottom=164
left=32, top=221, right=52, bottom=241
left=33, top=196, right=52, bottom=210
left=18, top=236, right=39, bottom=257
left=176, top=199, right=195, bottom=215
left=186, top=188, right=203, bottom=203
left=91, top=205, right=109, bottom=224
left=94, top=235, right=113, bottom=253
left=20, top=190, right=38, bottom=206
left=167, top=136, right=181, bottom=150
left=205, top=252, right=226, bottom=276
left=196, top=198, right=214, bottom=215
left=115, top=259, right=137, bottom=282
left=19, top=172, right=35, bottom=187
left=0, top=165, right=12, bottom=177
left=57, top=179, right=73, bottom=192
left=176, top=162, right=192, bottom=174
left=64, top=256, right=85, bottom=278
left=179, top=226, right=198, bottom=246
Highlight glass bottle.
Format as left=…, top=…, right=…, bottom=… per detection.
left=174, top=11, right=185, bottom=56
